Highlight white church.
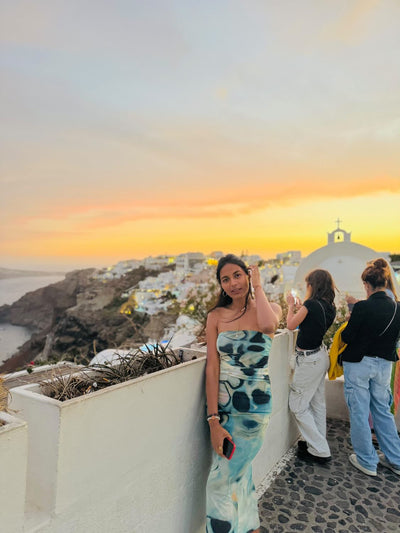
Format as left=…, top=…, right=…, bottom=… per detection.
left=293, top=220, right=399, bottom=300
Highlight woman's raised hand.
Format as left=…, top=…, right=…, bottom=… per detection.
left=286, top=292, right=302, bottom=309
left=286, top=292, right=295, bottom=306
left=248, top=264, right=262, bottom=289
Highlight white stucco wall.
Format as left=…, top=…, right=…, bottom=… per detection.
left=5, top=332, right=399, bottom=532
left=253, top=330, right=298, bottom=483
left=9, top=332, right=298, bottom=533
left=11, top=358, right=209, bottom=533
left=0, top=412, right=28, bottom=533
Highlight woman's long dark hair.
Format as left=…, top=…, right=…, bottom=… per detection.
left=305, top=269, right=336, bottom=306
left=208, top=254, right=251, bottom=318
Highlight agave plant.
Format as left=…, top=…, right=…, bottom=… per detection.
left=40, top=342, right=181, bottom=401
left=40, top=371, right=94, bottom=402
left=134, top=341, right=180, bottom=375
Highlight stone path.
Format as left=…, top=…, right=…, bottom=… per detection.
left=258, top=419, right=400, bottom=532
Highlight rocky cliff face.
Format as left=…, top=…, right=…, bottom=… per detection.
left=0, top=269, right=95, bottom=331
left=0, top=266, right=178, bottom=373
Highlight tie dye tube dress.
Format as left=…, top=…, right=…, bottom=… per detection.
left=206, top=329, right=273, bottom=533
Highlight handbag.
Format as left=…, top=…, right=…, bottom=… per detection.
left=316, top=299, right=327, bottom=331
left=328, top=322, right=348, bottom=380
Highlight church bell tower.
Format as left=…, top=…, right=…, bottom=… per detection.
left=327, top=218, right=351, bottom=244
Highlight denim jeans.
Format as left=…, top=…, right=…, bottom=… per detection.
left=289, top=347, right=331, bottom=457
left=343, top=357, right=400, bottom=471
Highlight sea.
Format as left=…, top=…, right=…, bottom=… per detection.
left=0, top=275, right=65, bottom=365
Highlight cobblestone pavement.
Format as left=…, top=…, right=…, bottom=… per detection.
left=258, top=418, right=400, bottom=533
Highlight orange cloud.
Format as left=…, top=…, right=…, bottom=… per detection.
left=13, top=174, right=400, bottom=235
left=3, top=191, right=399, bottom=266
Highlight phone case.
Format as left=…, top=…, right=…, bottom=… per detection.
left=222, top=437, right=236, bottom=460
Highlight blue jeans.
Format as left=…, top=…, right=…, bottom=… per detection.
left=343, top=357, right=400, bottom=471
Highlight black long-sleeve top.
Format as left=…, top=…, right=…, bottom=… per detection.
left=341, top=291, right=400, bottom=363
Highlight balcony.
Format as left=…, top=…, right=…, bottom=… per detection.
left=2, top=330, right=400, bottom=532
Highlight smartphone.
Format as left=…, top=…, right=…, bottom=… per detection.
left=250, top=281, right=254, bottom=298
left=247, top=268, right=255, bottom=298
left=222, top=437, right=236, bottom=460
left=290, top=289, right=299, bottom=305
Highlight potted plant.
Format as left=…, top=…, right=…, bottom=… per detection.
left=9, top=345, right=209, bottom=532
left=39, top=342, right=183, bottom=401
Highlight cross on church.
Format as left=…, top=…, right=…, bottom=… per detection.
left=335, top=218, right=342, bottom=229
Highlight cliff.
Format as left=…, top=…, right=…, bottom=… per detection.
left=0, top=266, right=178, bottom=373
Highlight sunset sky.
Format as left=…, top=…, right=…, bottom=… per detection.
left=1, top=0, right=399, bottom=271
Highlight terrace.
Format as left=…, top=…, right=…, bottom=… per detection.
left=2, top=330, right=400, bottom=533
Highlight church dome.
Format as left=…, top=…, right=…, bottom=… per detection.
left=294, top=221, right=398, bottom=299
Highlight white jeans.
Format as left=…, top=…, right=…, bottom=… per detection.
left=289, top=347, right=331, bottom=457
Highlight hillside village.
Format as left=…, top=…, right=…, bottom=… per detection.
left=96, top=250, right=298, bottom=314
left=1, top=224, right=399, bottom=374
left=0, top=250, right=299, bottom=373
left=2, top=232, right=400, bottom=533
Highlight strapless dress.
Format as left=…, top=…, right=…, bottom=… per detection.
left=206, top=330, right=273, bottom=533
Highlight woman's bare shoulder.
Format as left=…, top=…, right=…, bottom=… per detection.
left=208, top=306, right=231, bottom=331
left=207, top=307, right=222, bottom=324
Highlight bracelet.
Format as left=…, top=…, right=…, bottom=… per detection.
left=207, top=413, right=220, bottom=421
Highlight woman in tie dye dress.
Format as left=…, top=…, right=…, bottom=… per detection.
left=205, top=254, right=282, bottom=533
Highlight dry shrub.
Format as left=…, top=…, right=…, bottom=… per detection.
left=40, top=343, right=180, bottom=401
left=0, top=376, right=9, bottom=410
left=0, top=376, right=10, bottom=425
left=40, top=371, right=95, bottom=402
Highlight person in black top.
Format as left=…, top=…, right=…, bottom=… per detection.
left=341, top=262, right=400, bottom=477
left=286, top=269, right=336, bottom=463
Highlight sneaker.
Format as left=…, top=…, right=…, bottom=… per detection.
left=349, top=454, right=376, bottom=476
left=379, top=455, right=400, bottom=475
left=297, top=448, right=332, bottom=464
left=297, top=440, right=307, bottom=451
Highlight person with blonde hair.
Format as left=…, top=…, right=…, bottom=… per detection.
left=368, top=258, right=398, bottom=301
left=341, top=261, right=400, bottom=477
left=345, top=257, right=400, bottom=419
left=346, top=257, right=398, bottom=307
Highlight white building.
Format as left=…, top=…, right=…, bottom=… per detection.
left=96, top=259, right=141, bottom=280
left=242, top=254, right=262, bottom=265
left=143, top=255, right=175, bottom=270
left=276, top=251, right=301, bottom=263
left=209, top=251, right=224, bottom=259
left=281, top=265, right=297, bottom=283
left=175, top=252, right=205, bottom=272
left=294, top=222, right=398, bottom=299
